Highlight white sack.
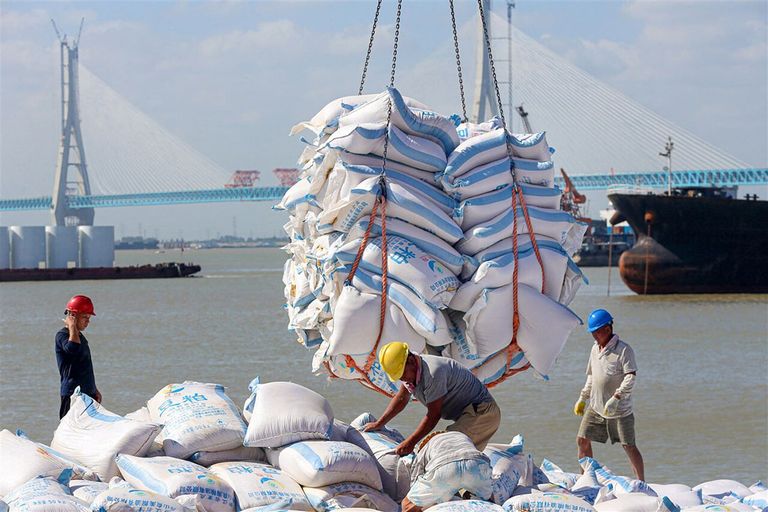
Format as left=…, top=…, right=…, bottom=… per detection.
left=318, top=176, right=463, bottom=243
left=444, top=129, right=551, bottom=179
left=324, top=123, right=447, bottom=173
left=580, top=457, right=655, bottom=497
left=424, top=500, right=505, bottom=511
left=451, top=237, right=574, bottom=310
left=243, top=381, right=334, bottom=448
left=458, top=205, right=583, bottom=257
left=266, top=440, right=382, bottom=490
left=461, top=284, right=582, bottom=376
left=147, top=381, right=247, bottom=459
left=337, top=162, right=456, bottom=213
left=539, top=459, right=580, bottom=489
left=302, top=482, right=398, bottom=512
left=91, top=484, right=191, bottom=512
left=209, top=462, right=312, bottom=511
left=333, top=235, right=460, bottom=308
left=4, top=477, right=89, bottom=512
left=347, top=216, right=464, bottom=275
left=454, top=185, right=561, bottom=231
left=51, top=390, right=162, bottom=481
left=681, top=504, right=756, bottom=512
left=503, top=492, right=595, bottom=512
left=327, top=285, right=427, bottom=357
left=594, top=494, right=672, bottom=512
left=115, top=455, right=235, bottom=512
left=484, top=436, right=533, bottom=505
left=338, top=87, right=460, bottom=155
left=341, top=152, right=437, bottom=183
left=692, top=480, right=752, bottom=500
left=0, top=429, right=95, bottom=497
left=69, top=480, right=108, bottom=505
left=457, top=116, right=504, bottom=141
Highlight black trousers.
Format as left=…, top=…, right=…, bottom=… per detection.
left=59, top=395, right=71, bottom=419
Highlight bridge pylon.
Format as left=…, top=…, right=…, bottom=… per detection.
left=471, top=0, right=501, bottom=124
left=50, top=19, right=94, bottom=227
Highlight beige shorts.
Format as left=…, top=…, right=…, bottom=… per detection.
left=578, top=407, right=636, bottom=446
left=446, top=400, right=501, bottom=450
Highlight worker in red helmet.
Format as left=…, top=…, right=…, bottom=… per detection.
left=56, top=295, right=101, bottom=418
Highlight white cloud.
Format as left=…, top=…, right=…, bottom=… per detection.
left=198, top=20, right=304, bottom=58
left=0, top=8, right=49, bottom=32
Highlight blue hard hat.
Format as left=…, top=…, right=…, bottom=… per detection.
left=587, top=309, right=613, bottom=332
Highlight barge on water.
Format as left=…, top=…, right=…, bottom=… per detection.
left=0, top=262, right=201, bottom=282
left=608, top=185, right=768, bottom=294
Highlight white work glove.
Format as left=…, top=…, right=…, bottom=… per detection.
left=603, top=395, right=620, bottom=416
left=573, top=399, right=587, bottom=416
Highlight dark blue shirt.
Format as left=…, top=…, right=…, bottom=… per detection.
left=55, top=327, right=97, bottom=397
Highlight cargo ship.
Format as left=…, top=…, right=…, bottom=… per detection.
left=0, top=262, right=201, bottom=282
left=573, top=218, right=635, bottom=267
left=608, top=186, right=768, bottom=294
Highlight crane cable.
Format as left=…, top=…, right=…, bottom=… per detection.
left=344, top=0, right=403, bottom=396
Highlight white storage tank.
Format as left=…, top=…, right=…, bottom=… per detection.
left=10, top=226, right=47, bottom=269
left=79, top=226, right=115, bottom=268
left=0, top=227, right=10, bottom=269
left=46, top=226, right=79, bottom=269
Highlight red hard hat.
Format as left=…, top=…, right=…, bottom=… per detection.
left=66, top=295, right=95, bottom=315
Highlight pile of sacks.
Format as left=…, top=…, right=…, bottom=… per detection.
left=2, top=378, right=766, bottom=512
left=279, top=87, right=588, bottom=394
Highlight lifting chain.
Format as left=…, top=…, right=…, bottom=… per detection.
left=449, top=0, right=468, bottom=122
left=358, top=0, right=383, bottom=95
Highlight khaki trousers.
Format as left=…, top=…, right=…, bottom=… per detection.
left=446, top=400, right=501, bottom=450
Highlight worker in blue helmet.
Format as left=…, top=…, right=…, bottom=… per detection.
left=574, top=308, right=645, bottom=481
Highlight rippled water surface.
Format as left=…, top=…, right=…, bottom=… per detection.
left=1, top=248, right=766, bottom=485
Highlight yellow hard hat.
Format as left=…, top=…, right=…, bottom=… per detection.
left=379, top=342, right=410, bottom=382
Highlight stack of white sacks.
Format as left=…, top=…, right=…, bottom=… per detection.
left=280, top=87, right=588, bottom=393
left=2, top=379, right=766, bottom=512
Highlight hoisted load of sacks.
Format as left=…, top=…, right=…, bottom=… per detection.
left=1, top=377, right=765, bottom=511
left=281, top=87, right=587, bottom=394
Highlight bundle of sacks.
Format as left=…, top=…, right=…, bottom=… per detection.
left=1, top=378, right=766, bottom=512
left=280, top=87, right=588, bottom=394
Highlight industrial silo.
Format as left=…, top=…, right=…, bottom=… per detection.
left=9, top=226, right=46, bottom=269
left=79, top=226, right=115, bottom=268
left=0, top=227, right=10, bottom=269
left=46, top=226, right=79, bottom=269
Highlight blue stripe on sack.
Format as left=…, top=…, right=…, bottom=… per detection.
left=290, top=442, right=326, bottom=470
left=388, top=128, right=446, bottom=172
left=453, top=160, right=511, bottom=188
left=78, top=391, right=123, bottom=423
left=567, top=257, right=588, bottom=284
left=388, top=86, right=458, bottom=154
left=214, top=384, right=248, bottom=434
left=513, top=157, right=554, bottom=171
left=509, top=131, right=546, bottom=148
left=115, top=456, right=168, bottom=495
left=352, top=269, right=437, bottom=332
left=519, top=183, right=561, bottom=196
left=460, top=186, right=512, bottom=207
left=361, top=220, right=463, bottom=266
left=281, top=194, right=318, bottom=211
left=481, top=351, right=528, bottom=385
left=445, top=130, right=506, bottom=176
left=388, top=187, right=463, bottom=240
left=356, top=125, right=388, bottom=140
left=342, top=163, right=455, bottom=210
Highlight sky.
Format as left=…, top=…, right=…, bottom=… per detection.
left=1, top=0, right=766, bottom=240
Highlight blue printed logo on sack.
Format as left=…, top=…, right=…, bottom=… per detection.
left=427, top=259, right=445, bottom=274
left=260, top=476, right=284, bottom=490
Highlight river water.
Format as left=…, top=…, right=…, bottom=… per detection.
left=1, top=248, right=766, bottom=486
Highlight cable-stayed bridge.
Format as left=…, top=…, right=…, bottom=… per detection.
left=1, top=12, right=765, bottom=220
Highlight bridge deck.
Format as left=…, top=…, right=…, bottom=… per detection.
left=1, top=168, right=765, bottom=212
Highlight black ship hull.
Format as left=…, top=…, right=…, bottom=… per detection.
left=0, top=262, right=201, bottom=282
left=607, top=192, right=768, bottom=294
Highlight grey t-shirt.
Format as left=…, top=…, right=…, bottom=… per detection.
left=412, top=355, right=492, bottom=421
left=587, top=336, right=638, bottom=418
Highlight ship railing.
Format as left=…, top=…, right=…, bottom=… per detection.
left=607, top=184, right=655, bottom=195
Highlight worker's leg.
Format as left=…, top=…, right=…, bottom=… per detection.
left=446, top=400, right=501, bottom=450
left=577, top=436, right=593, bottom=459
left=623, top=444, right=645, bottom=482
left=612, top=413, right=644, bottom=481
left=576, top=408, right=608, bottom=469
left=59, top=395, right=71, bottom=419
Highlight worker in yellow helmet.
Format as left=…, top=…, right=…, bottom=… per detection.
left=363, top=341, right=501, bottom=455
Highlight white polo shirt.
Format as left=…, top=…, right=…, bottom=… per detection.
left=586, top=335, right=637, bottom=418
